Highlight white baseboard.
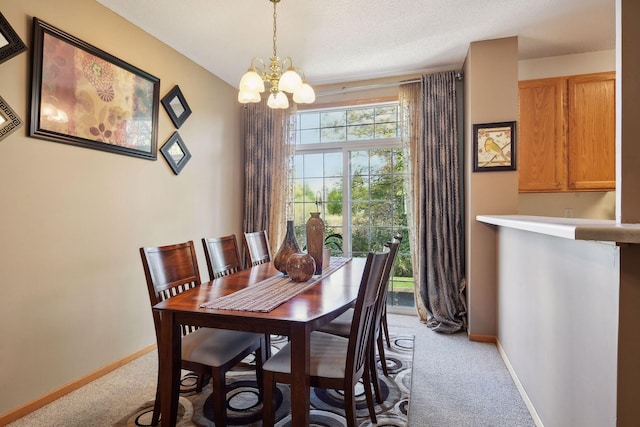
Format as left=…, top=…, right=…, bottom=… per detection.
left=496, top=338, right=545, bottom=427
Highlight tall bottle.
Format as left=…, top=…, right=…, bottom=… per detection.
left=273, top=220, right=300, bottom=274
left=306, top=212, right=325, bottom=275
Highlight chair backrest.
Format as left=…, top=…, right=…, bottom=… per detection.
left=243, top=230, right=272, bottom=267
left=345, top=250, right=390, bottom=385
left=202, top=235, right=242, bottom=279
left=373, top=233, right=403, bottom=338
left=139, top=240, right=201, bottom=339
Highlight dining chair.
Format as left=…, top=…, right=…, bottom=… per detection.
left=261, top=250, right=390, bottom=427
left=243, top=230, right=272, bottom=267
left=202, top=234, right=242, bottom=280
left=316, top=234, right=402, bottom=403
left=140, top=240, right=266, bottom=427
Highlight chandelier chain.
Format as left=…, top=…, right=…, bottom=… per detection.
left=272, top=0, right=278, bottom=58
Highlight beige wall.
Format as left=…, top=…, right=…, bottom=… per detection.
left=0, top=0, right=244, bottom=416
left=464, top=37, right=519, bottom=338
left=518, top=49, right=617, bottom=220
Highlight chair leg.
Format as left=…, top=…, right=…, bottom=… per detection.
left=344, top=384, right=358, bottom=427
left=382, top=308, right=392, bottom=348
left=262, top=371, right=276, bottom=427
left=377, top=332, right=389, bottom=376
left=211, top=367, right=227, bottom=427
left=369, top=343, right=383, bottom=404
left=362, top=367, right=378, bottom=425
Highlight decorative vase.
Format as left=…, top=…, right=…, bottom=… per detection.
left=273, top=220, right=301, bottom=274
left=286, top=252, right=316, bottom=282
left=306, top=212, right=325, bottom=275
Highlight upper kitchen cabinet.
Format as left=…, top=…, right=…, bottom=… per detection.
left=518, top=72, right=615, bottom=192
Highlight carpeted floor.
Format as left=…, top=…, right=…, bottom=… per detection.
left=7, top=314, right=535, bottom=427
left=113, top=334, right=414, bottom=426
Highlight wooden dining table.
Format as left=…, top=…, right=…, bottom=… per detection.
left=153, top=257, right=366, bottom=426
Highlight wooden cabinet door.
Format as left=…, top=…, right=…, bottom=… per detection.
left=518, top=78, right=567, bottom=192
left=567, top=72, right=616, bottom=191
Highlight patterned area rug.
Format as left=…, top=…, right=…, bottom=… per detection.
left=114, top=334, right=413, bottom=427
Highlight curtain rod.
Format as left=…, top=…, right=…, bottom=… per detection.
left=316, top=71, right=463, bottom=97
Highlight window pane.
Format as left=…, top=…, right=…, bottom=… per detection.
left=300, top=112, right=320, bottom=130
left=300, top=128, right=320, bottom=144
left=375, top=105, right=398, bottom=123
left=347, top=108, right=374, bottom=125
left=321, top=111, right=346, bottom=127
left=321, top=126, right=346, bottom=142
left=303, top=154, right=323, bottom=177
left=347, top=124, right=375, bottom=140
left=324, top=152, right=342, bottom=177
left=375, top=123, right=398, bottom=138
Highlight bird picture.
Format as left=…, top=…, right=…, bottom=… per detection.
left=475, top=124, right=513, bottom=169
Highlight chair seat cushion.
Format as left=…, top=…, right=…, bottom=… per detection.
left=262, top=331, right=349, bottom=379
left=317, top=308, right=353, bottom=337
left=182, top=328, right=261, bottom=367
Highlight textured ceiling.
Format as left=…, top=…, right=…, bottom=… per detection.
left=95, top=0, right=615, bottom=88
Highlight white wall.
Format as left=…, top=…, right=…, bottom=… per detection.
left=518, top=50, right=616, bottom=220
left=496, top=227, right=619, bottom=427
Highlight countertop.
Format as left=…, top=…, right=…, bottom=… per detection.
left=476, top=214, right=640, bottom=244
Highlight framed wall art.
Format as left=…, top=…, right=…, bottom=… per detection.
left=29, top=18, right=160, bottom=160
left=0, top=12, right=27, bottom=64
left=160, top=132, right=191, bottom=175
left=473, top=121, right=516, bottom=172
left=161, top=85, right=191, bottom=129
left=0, top=95, right=23, bottom=142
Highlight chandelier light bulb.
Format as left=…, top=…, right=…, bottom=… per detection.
left=267, top=91, right=289, bottom=109
left=278, top=68, right=303, bottom=93
left=293, top=83, right=316, bottom=104
left=239, top=70, right=265, bottom=93
left=238, top=90, right=261, bottom=104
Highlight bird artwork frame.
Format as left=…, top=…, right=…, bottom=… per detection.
left=473, top=121, right=517, bottom=172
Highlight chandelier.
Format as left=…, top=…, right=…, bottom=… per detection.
left=237, top=0, right=315, bottom=109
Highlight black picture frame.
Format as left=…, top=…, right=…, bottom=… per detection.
left=0, top=95, right=23, bottom=142
left=29, top=18, right=160, bottom=160
left=473, top=121, right=517, bottom=172
left=0, top=12, right=27, bottom=64
left=160, top=131, right=191, bottom=175
left=161, top=85, right=191, bottom=129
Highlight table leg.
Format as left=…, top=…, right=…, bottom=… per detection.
left=289, top=324, right=311, bottom=426
left=159, top=311, right=181, bottom=427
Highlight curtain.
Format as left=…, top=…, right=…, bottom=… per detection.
left=242, top=100, right=296, bottom=252
left=400, top=71, right=467, bottom=333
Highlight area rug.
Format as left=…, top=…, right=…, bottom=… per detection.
left=114, top=334, right=414, bottom=427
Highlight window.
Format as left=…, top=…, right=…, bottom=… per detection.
left=292, top=102, right=414, bottom=310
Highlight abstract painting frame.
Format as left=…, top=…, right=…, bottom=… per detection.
left=161, top=85, right=191, bottom=129
left=160, top=131, right=191, bottom=175
left=0, top=12, right=27, bottom=64
left=29, top=18, right=160, bottom=160
left=473, top=121, right=517, bottom=172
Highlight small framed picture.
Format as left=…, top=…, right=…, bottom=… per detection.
left=161, top=85, right=192, bottom=129
left=0, top=95, right=23, bottom=142
left=160, top=131, right=191, bottom=175
left=473, top=121, right=516, bottom=172
left=0, top=12, right=27, bottom=64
